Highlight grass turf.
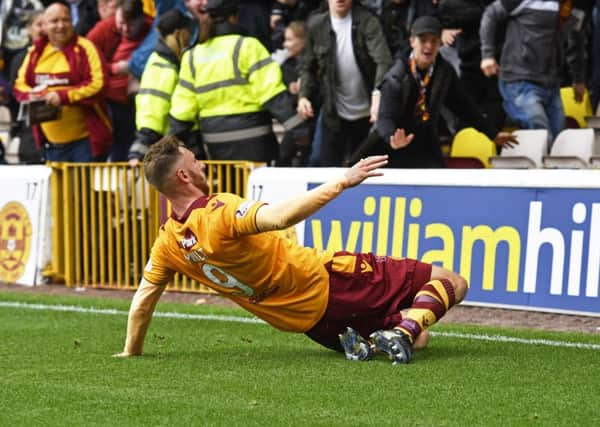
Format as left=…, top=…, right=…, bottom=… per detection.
left=1, top=291, right=599, bottom=426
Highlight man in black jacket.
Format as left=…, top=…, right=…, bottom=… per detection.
left=374, top=16, right=516, bottom=168
left=297, top=0, right=392, bottom=166
left=379, top=0, right=441, bottom=59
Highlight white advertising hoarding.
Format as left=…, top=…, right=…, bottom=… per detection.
left=0, top=165, right=51, bottom=286
left=248, top=167, right=600, bottom=317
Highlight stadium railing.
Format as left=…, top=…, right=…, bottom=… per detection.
left=45, top=160, right=258, bottom=293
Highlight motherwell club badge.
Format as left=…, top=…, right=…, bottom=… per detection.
left=0, top=201, right=32, bottom=283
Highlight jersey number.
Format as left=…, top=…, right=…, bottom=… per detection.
left=201, top=263, right=254, bottom=296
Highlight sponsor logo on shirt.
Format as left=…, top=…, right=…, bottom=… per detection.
left=211, top=199, right=225, bottom=211
left=35, top=75, right=70, bottom=87
left=360, top=261, right=373, bottom=273
left=178, top=229, right=198, bottom=250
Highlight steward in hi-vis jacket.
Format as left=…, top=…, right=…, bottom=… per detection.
left=168, top=0, right=309, bottom=163
left=129, top=9, right=198, bottom=164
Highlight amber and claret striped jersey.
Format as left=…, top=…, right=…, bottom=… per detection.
left=144, top=193, right=334, bottom=332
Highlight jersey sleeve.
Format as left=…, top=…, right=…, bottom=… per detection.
left=216, top=194, right=268, bottom=236
left=142, top=229, right=175, bottom=285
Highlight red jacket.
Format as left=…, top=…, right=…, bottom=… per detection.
left=87, top=15, right=152, bottom=103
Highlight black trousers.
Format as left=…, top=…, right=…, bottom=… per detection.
left=107, top=98, right=136, bottom=162
left=320, top=115, right=372, bottom=167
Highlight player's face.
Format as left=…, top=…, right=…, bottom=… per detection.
left=179, top=147, right=209, bottom=194
left=410, top=33, right=441, bottom=70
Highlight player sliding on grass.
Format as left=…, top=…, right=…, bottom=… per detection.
left=114, top=135, right=468, bottom=364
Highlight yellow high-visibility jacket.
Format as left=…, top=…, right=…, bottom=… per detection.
left=129, top=42, right=182, bottom=160
left=169, top=32, right=306, bottom=162
left=136, top=51, right=179, bottom=135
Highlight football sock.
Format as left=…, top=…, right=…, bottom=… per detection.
left=395, top=279, right=456, bottom=344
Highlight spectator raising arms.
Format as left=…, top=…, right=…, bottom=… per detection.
left=13, top=1, right=112, bottom=162
left=368, top=16, right=517, bottom=168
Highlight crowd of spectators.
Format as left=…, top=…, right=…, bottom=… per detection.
left=0, top=0, right=597, bottom=167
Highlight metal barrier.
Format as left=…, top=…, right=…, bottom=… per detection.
left=46, top=161, right=257, bottom=292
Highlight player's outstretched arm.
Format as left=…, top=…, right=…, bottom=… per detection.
left=255, top=155, right=388, bottom=232
left=113, top=278, right=166, bottom=357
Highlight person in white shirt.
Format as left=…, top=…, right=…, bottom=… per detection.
left=297, top=0, right=392, bottom=166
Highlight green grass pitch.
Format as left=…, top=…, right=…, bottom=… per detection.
left=1, top=291, right=599, bottom=426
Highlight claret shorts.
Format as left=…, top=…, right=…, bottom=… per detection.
left=305, top=252, right=432, bottom=352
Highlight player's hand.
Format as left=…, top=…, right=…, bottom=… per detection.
left=480, top=58, right=499, bottom=77
left=389, top=128, right=414, bottom=150
left=297, top=97, right=314, bottom=119
left=112, top=351, right=138, bottom=358
left=344, top=155, right=388, bottom=188
left=493, top=131, right=518, bottom=148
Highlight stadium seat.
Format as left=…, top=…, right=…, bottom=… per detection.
left=542, top=128, right=595, bottom=168
left=590, top=155, right=600, bottom=168
left=490, top=129, right=548, bottom=169
left=560, top=86, right=593, bottom=128
left=450, top=127, right=497, bottom=168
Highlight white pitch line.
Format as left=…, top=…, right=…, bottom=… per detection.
left=429, top=331, right=600, bottom=350
left=2, top=300, right=600, bottom=350
left=0, top=301, right=265, bottom=324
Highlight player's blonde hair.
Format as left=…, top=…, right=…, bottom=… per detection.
left=143, top=135, right=184, bottom=193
